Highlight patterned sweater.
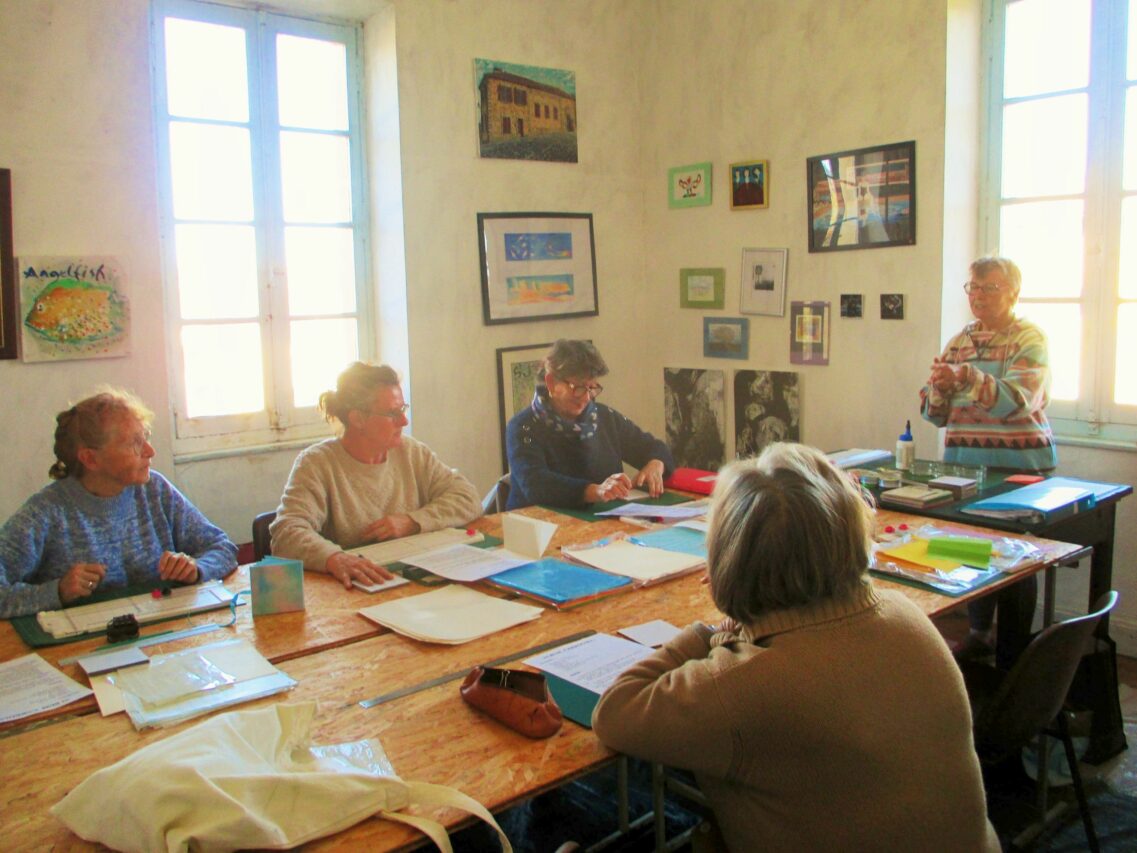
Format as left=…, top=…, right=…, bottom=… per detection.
left=920, top=316, right=1057, bottom=470
left=0, top=472, right=237, bottom=618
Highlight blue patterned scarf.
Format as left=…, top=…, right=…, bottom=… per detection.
left=531, top=386, right=600, bottom=440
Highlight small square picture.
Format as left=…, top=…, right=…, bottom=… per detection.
left=880, top=293, right=905, bottom=320
left=840, top=294, right=863, bottom=318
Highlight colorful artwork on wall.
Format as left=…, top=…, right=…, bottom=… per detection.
left=475, top=58, right=578, bottom=163
left=789, top=301, right=830, bottom=366
left=663, top=367, right=725, bottom=471
left=18, top=256, right=130, bottom=362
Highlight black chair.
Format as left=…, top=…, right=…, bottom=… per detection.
left=251, top=511, right=276, bottom=561
left=962, top=590, right=1119, bottom=852
left=481, top=473, right=511, bottom=515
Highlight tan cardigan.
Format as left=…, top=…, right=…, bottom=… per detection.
left=593, top=583, right=1000, bottom=853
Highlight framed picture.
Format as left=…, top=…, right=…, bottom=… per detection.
left=664, top=367, right=726, bottom=470
left=668, top=162, right=712, bottom=208
left=0, top=169, right=16, bottom=359
left=679, top=268, right=725, bottom=309
left=495, top=342, right=552, bottom=473
left=729, top=159, right=768, bottom=210
left=474, top=58, right=578, bottom=163
left=703, top=317, right=749, bottom=360
left=806, top=140, right=915, bottom=252
left=477, top=212, right=598, bottom=325
left=840, top=293, right=863, bottom=318
left=881, top=293, right=905, bottom=319
left=734, top=370, right=800, bottom=458
left=739, top=248, right=787, bottom=316
left=789, top=301, right=830, bottom=366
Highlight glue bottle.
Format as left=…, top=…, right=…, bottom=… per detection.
left=895, top=420, right=915, bottom=471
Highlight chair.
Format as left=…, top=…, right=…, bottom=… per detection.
left=481, top=473, right=511, bottom=515
left=962, top=591, right=1119, bottom=853
left=251, top=511, right=276, bottom=561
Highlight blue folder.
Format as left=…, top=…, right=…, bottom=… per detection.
left=487, top=558, right=632, bottom=607
left=626, top=526, right=707, bottom=558
left=961, top=477, right=1099, bottom=524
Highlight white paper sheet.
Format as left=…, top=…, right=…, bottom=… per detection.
left=352, top=576, right=410, bottom=593
left=348, top=528, right=484, bottom=565
left=0, top=654, right=93, bottom=724
left=526, top=634, right=654, bottom=694
left=563, top=540, right=704, bottom=581
left=402, top=543, right=532, bottom=582
left=618, top=619, right=682, bottom=648
left=358, top=585, right=543, bottom=644
left=90, top=673, right=126, bottom=716
left=595, top=502, right=708, bottom=519
left=77, top=646, right=149, bottom=677
left=502, top=513, right=557, bottom=559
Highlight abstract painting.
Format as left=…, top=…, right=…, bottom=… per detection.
left=734, top=370, right=800, bottom=458
left=664, top=367, right=726, bottom=471
left=789, top=301, right=830, bottom=366
left=19, top=256, right=130, bottom=362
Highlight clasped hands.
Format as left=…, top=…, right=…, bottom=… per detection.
left=325, top=513, right=420, bottom=589
left=585, top=459, right=667, bottom=503
left=928, top=357, right=969, bottom=395
left=59, top=551, right=199, bottom=604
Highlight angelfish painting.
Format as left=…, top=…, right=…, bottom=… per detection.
left=19, top=256, right=131, bottom=362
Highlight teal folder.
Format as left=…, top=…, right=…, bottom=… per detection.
left=961, top=477, right=1098, bottom=524
left=487, top=558, right=632, bottom=608
left=545, top=674, right=601, bottom=728
left=626, top=526, right=707, bottom=558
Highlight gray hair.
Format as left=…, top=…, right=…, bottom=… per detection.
left=318, top=362, right=400, bottom=426
left=51, top=387, right=153, bottom=480
left=707, top=443, right=873, bottom=622
left=971, top=255, right=1022, bottom=294
left=542, top=339, right=608, bottom=381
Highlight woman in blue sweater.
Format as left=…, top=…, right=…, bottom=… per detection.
left=0, top=388, right=237, bottom=618
left=506, top=340, right=674, bottom=509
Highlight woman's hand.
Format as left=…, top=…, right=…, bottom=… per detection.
left=584, top=473, right=632, bottom=503
left=59, top=562, right=107, bottom=604
left=361, top=514, right=421, bottom=542
left=158, top=551, right=200, bottom=583
left=325, top=551, right=395, bottom=589
left=633, top=459, right=666, bottom=497
left=929, top=358, right=958, bottom=394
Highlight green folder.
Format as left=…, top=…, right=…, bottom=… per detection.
left=926, top=536, right=993, bottom=567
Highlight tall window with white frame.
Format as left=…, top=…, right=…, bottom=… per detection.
left=985, top=0, right=1137, bottom=441
left=151, top=0, right=370, bottom=453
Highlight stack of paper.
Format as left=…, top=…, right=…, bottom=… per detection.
left=878, top=485, right=954, bottom=509
left=827, top=448, right=892, bottom=469
left=358, top=585, right=542, bottom=644
left=348, top=527, right=484, bottom=565
left=927, top=475, right=978, bottom=500
left=562, top=539, right=705, bottom=582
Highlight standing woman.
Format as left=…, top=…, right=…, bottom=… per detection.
left=505, top=340, right=674, bottom=509
left=593, top=444, right=999, bottom=852
left=0, top=388, right=237, bottom=618
left=920, top=256, right=1056, bottom=665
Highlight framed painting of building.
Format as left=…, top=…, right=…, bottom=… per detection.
left=478, top=212, right=598, bottom=325
left=475, top=59, right=577, bottom=163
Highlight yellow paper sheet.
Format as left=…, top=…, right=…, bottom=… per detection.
left=878, top=538, right=963, bottom=573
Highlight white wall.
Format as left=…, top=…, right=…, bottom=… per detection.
left=1, top=0, right=1134, bottom=651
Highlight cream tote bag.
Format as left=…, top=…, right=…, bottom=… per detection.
left=52, top=702, right=511, bottom=852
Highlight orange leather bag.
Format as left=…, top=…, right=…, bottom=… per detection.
left=459, top=666, right=563, bottom=739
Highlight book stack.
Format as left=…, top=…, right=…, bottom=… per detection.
left=927, top=475, right=978, bottom=501
left=879, top=484, right=955, bottom=509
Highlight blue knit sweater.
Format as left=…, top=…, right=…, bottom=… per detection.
left=0, top=472, right=237, bottom=618
left=506, top=402, right=675, bottom=509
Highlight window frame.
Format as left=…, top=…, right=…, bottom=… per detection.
left=150, top=0, right=373, bottom=458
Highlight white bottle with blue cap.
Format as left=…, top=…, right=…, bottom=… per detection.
left=895, top=420, right=915, bottom=470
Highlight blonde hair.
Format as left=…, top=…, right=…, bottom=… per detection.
left=707, top=443, right=873, bottom=622
left=318, top=362, right=401, bottom=426
left=51, top=387, right=153, bottom=480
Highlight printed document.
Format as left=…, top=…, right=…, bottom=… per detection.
left=402, top=544, right=533, bottom=582
left=526, top=633, right=654, bottom=694
left=0, top=654, right=93, bottom=724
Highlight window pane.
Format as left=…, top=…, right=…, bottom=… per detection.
left=182, top=324, right=265, bottom=417
left=1129, top=0, right=1137, bottom=80
left=1004, top=0, right=1090, bottom=97
left=279, top=131, right=351, bottom=223
left=1001, top=95, right=1087, bottom=197
left=1119, top=197, right=1137, bottom=299
left=1116, top=304, right=1137, bottom=404
left=164, top=17, right=248, bottom=122
left=1018, top=303, right=1080, bottom=401
left=1124, top=87, right=1137, bottom=190
left=290, top=319, right=359, bottom=407
left=276, top=34, right=348, bottom=131
left=175, top=224, right=260, bottom=319
left=170, top=122, right=254, bottom=221
left=999, top=200, right=1084, bottom=298
left=284, top=226, right=357, bottom=315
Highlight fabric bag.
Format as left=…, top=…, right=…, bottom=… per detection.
left=51, top=702, right=511, bottom=853
left=460, top=665, right=563, bottom=738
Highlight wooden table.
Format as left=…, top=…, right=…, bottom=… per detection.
left=0, top=507, right=1087, bottom=851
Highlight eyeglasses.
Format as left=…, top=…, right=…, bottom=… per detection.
left=562, top=380, right=603, bottom=399
left=370, top=403, right=410, bottom=419
left=116, top=428, right=152, bottom=456
left=963, top=281, right=1007, bottom=295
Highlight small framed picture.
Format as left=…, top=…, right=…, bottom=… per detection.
left=668, top=162, right=713, bottom=209
left=840, top=294, right=863, bottom=318
left=789, top=301, right=831, bottom=366
left=679, top=268, right=725, bottom=309
left=739, top=248, right=787, bottom=316
left=703, top=317, right=749, bottom=360
left=495, top=342, right=552, bottom=472
left=729, top=160, right=768, bottom=210
left=881, top=293, right=905, bottom=319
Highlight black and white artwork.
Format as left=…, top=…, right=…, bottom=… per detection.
left=734, top=370, right=800, bottom=458
left=880, top=293, right=905, bottom=319
left=664, top=367, right=726, bottom=471
left=840, top=293, right=863, bottom=318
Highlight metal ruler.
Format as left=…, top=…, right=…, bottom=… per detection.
left=58, top=623, right=223, bottom=666
left=359, top=629, right=596, bottom=709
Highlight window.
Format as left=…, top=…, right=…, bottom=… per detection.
left=514, top=88, right=527, bottom=105
left=984, top=0, right=1137, bottom=441
left=502, top=116, right=511, bottom=134
left=151, top=0, right=370, bottom=454
left=497, top=84, right=512, bottom=103
left=534, top=103, right=540, bottom=117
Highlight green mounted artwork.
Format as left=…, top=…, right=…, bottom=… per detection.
left=679, top=267, right=725, bottom=309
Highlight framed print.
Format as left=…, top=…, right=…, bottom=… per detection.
left=0, top=169, right=16, bottom=359
left=679, top=268, right=725, bottom=309
left=704, top=317, right=749, bottom=360
left=840, top=293, right=863, bottom=318
left=478, top=212, right=598, bottom=325
left=881, top=293, right=905, bottom=319
left=19, top=256, right=131, bottom=362
left=789, top=301, right=830, bottom=366
left=664, top=367, right=726, bottom=470
left=496, top=342, right=552, bottom=473
left=668, top=162, right=712, bottom=208
left=806, top=140, right=915, bottom=252
left=734, top=370, right=800, bottom=458
left=739, top=248, right=787, bottom=316
left=474, top=58, right=578, bottom=163
left=729, top=159, right=768, bottom=209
